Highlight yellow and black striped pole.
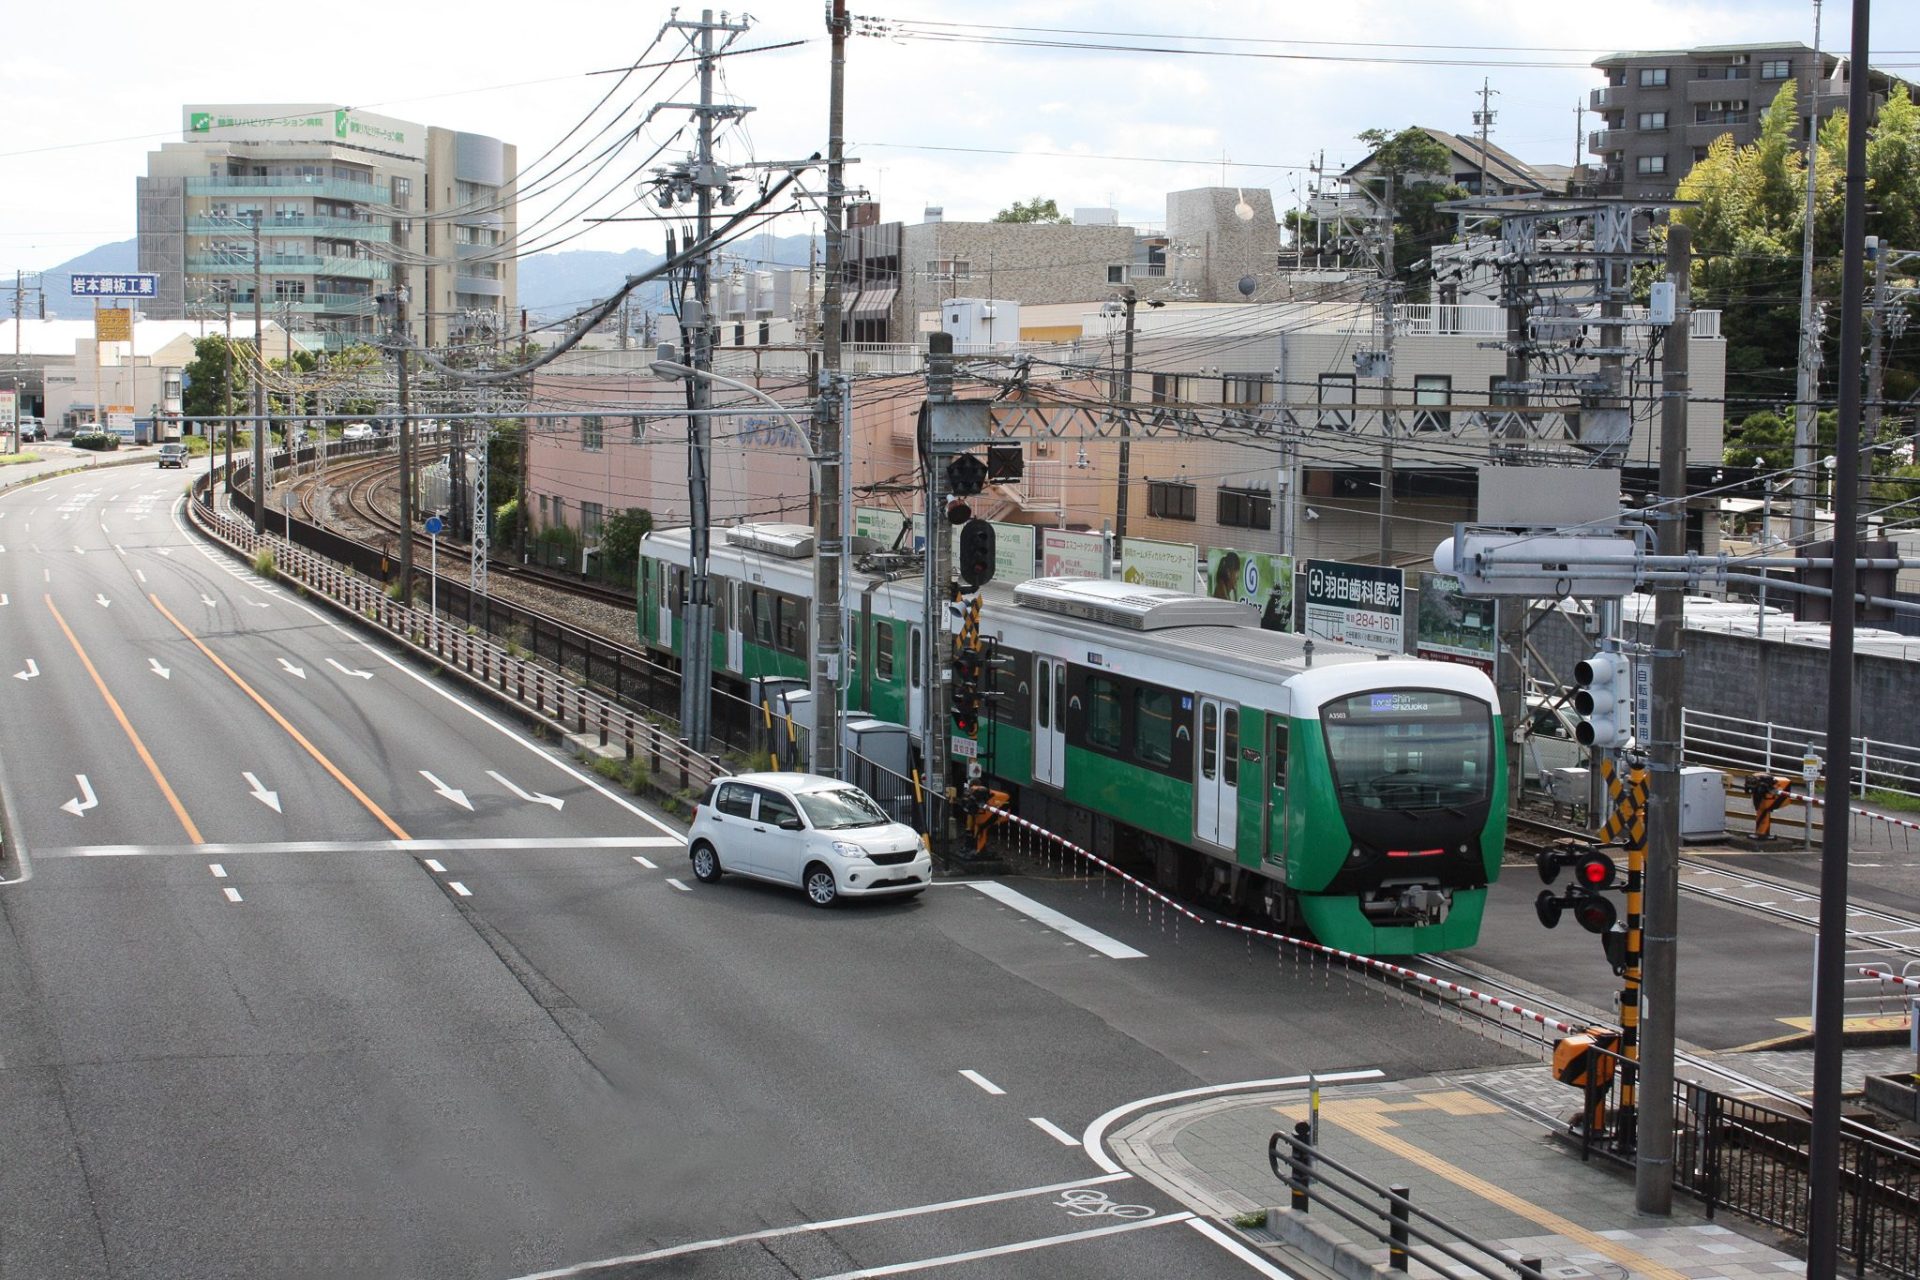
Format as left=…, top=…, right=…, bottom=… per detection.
left=1595, top=757, right=1649, bottom=1142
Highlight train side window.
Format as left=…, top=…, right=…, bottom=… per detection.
left=1086, top=676, right=1123, bottom=751
left=910, top=628, right=923, bottom=690
left=1201, top=702, right=1218, bottom=780
left=751, top=591, right=774, bottom=646
left=1270, top=721, right=1289, bottom=782
left=777, top=595, right=805, bottom=654
left=990, top=646, right=1028, bottom=725
left=876, top=623, right=895, bottom=679
left=1135, top=686, right=1174, bottom=766
left=1036, top=659, right=1050, bottom=730
left=1224, top=708, right=1240, bottom=787
left=847, top=625, right=859, bottom=680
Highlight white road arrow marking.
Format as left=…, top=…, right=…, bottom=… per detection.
left=242, top=772, right=282, bottom=813
left=420, top=771, right=473, bottom=811
left=0, top=593, right=9, bottom=605
left=325, top=658, right=373, bottom=680
left=74, top=546, right=85, bottom=556
left=157, top=548, right=172, bottom=557
left=94, top=593, right=110, bottom=608
left=13, top=659, right=39, bottom=681
left=61, top=775, right=97, bottom=818
left=149, top=658, right=170, bottom=679
left=487, top=770, right=564, bottom=811
left=244, top=600, right=270, bottom=609
left=200, top=594, right=217, bottom=608
left=278, top=658, right=305, bottom=678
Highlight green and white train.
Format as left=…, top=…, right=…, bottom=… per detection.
left=639, top=523, right=1508, bottom=955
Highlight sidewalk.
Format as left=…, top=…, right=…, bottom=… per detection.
left=1109, top=1047, right=1914, bottom=1280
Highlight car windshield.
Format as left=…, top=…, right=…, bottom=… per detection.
left=796, top=787, right=889, bottom=830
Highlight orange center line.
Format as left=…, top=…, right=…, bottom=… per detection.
left=147, top=593, right=412, bottom=842
left=45, top=595, right=204, bottom=845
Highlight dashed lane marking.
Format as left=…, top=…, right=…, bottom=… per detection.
left=448, top=881, right=472, bottom=898
left=666, top=878, right=692, bottom=892
left=422, top=859, right=445, bottom=874
left=1029, top=1116, right=1078, bottom=1146
left=208, top=864, right=226, bottom=878
left=632, top=855, right=657, bottom=869
left=960, top=1069, right=1006, bottom=1096
left=36, top=836, right=685, bottom=858
left=222, top=887, right=242, bottom=903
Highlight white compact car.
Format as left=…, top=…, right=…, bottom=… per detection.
left=686, top=772, right=931, bottom=907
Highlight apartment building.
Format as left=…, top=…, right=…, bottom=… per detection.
left=1588, top=43, right=1909, bottom=200
left=136, top=105, right=516, bottom=351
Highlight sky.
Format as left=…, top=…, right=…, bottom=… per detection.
left=3, top=0, right=1918, bottom=282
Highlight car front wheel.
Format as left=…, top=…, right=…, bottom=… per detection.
left=803, top=863, right=839, bottom=907
left=690, top=842, right=722, bottom=883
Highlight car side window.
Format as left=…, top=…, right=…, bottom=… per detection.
left=715, top=782, right=755, bottom=818
left=756, top=790, right=802, bottom=829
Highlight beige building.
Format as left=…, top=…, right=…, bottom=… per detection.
left=137, top=105, right=516, bottom=353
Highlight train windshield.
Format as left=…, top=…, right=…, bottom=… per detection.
left=1321, top=689, right=1494, bottom=811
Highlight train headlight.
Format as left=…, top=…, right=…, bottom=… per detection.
left=1349, top=846, right=1364, bottom=862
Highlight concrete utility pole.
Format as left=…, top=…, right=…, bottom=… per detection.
left=1473, top=79, right=1499, bottom=195
left=1112, top=286, right=1138, bottom=543
left=396, top=281, right=414, bottom=601
left=1808, top=2, right=1871, bottom=1271
left=1637, top=220, right=1689, bottom=1216
left=250, top=211, right=266, bottom=535
left=809, top=0, right=850, bottom=777
left=1792, top=0, right=1827, bottom=545
left=1378, top=176, right=1397, bottom=567
left=1861, top=236, right=1887, bottom=530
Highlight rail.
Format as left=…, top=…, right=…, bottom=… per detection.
left=191, top=467, right=728, bottom=798
left=1268, top=1127, right=1548, bottom=1280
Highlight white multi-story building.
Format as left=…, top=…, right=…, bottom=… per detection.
left=136, top=105, right=516, bottom=352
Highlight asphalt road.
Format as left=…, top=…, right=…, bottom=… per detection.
left=0, top=465, right=1515, bottom=1279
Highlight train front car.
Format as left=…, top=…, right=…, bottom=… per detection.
left=1282, top=662, right=1506, bottom=955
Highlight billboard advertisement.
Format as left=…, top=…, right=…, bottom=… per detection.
left=1416, top=573, right=1497, bottom=674
left=990, top=521, right=1037, bottom=585
left=1205, top=548, right=1295, bottom=631
left=854, top=506, right=920, bottom=551
left=1303, top=559, right=1405, bottom=654
left=1120, top=537, right=1196, bottom=592
left=1040, top=528, right=1107, bottom=579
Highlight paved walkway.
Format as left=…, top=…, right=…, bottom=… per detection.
left=1113, top=1044, right=1917, bottom=1280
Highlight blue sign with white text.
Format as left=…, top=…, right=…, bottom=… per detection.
left=70, top=273, right=158, bottom=298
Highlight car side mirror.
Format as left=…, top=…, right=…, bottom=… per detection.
left=778, top=815, right=804, bottom=831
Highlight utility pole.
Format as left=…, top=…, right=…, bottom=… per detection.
left=1792, top=0, right=1826, bottom=545
left=250, top=211, right=266, bottom=535
left=1473, top=79, right=1499, bottom=195
left=397, top=281, right=414, bottom=600
left=1377, top=176, right=1397, bottom=567
left=1861, top=235, right=1887, bottom=530
left=1637, top=220, right=1690, bottom=1216
left=665, top=7, right=751, bottom=753
left=1112, top=286, right=1138, bottom=543
left=809, top=0, right=850, bottom=777
left=1808, top=1, right=1871, bottom=1270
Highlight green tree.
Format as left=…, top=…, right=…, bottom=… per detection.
left=181, top=335, right=246, bottom=423
left=1353, top=126, right=1463, bottom=289
left=596, top=508, right=654, bottom=580
left=992, top=197, right=1069, bottom=224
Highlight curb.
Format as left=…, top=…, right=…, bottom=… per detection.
left=1267, top=1207, right=1398, bottom=1280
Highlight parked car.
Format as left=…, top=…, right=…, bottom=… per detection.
left=156, top=443, right=188, bottom=469
left=17, top=417, right=44, bottom=443
left=686, top=772, right=931, bottom=907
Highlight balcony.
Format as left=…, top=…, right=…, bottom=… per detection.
left=187, top=175, right=383, bottom=204
left=1590, top=86, right=1621, bottom=110
left=186, top=253, right=391, bottom=281
left=1588, top=128, right=1628, bottom=154
left=1687, top=76, right=1750, bottom=104
left=1686, top=121, right=1750, bottom=147
left=188, top=217, right=391, bottom=241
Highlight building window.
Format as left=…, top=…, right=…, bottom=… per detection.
left=1412, top=374, right=1452, bottom=432
left=1222, top=374, right=1269, bottom=405
left=1638, top=67, right=1669, bottom=88
left=390, top=177, right=412, bottom=204
left=581, top=414, right=604, bottom=451
left=273, top=281, right=306, bottom=301
left=1147, top=479, right=1197, bottom=521
left=580, top=501, right=604, bottom=540
left=1637, top=111, right=1668, bottom=130
left=1636, top=155, right=1668, bottom=176
left=1107, top=264, right=1129, bottom=284
left=1317, top=372, right=1357, bottom=431
left=926, top=258, right=970, bottom=280
left=1760, top=59, right=1792, bottom=80
left=1218, top=486, right=1273, bottom=530
left=630, top=415, right=645, bottom=442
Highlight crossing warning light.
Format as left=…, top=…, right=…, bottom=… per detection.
left=945, top=452, right=988, bottom=497
left=1573, top=650, right=1633, bottom=749
left=951, top=646, right=984, bottom=736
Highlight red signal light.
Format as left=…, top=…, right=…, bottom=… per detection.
left=1572, top=896, right=1618, bottom=934
left=1572, top=852, right=1617, bottom=889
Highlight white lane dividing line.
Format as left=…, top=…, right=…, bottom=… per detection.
left=423, top=859, right=446, bottom=874
left=222, top=887, right=243, bottom=903
left=811, top=1212, right=1192, bottom=1280
left=666, top=878, right=692, bottom=892
left=960, top=1069, right=1006, bottom=1096
left=448, top=881, right=472, bottom=898
left=633, top=856, right=658, bottom=869
left=208, top=864, right=227, bottom=878
left=1186, top=1217, right=1299, bottom=1278
left=1029, top=1116, right=1078, bottom=1146
left=969, top=881, right=1147, bottom=959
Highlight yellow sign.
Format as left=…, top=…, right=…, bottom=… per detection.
left=96, top=308, right=133, bottom=342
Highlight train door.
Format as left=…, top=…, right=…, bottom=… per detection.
left=907, top=623, right=926, bottom=736
left=723, top=580, right=745, bottom=673
left=1265, top=719, right=1290, bottom=864
left=656, top=564, right=674, bottom=644
left=1194, top=698, right=1239, bottom=849
left=1033, top=656, right=1065, bottom=788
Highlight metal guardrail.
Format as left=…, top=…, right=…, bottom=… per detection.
left=1684, top=707, right=1920, bottom=804
left=1268, top=1125, right=1548, bottom=1280
left=1559, top=1041, right=1919, bottom=1280
left=191, top=474, right=728, bottom=798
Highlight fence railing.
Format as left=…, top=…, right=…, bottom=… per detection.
left=1684, top=707, right=1920, bottom=805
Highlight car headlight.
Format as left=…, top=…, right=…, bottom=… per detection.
left=831, top=841, right=867, bottom=859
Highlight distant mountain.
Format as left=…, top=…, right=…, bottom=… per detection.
left=37, top=240, right=139, bottom=318
left=32, top=231, right=819, bottom=324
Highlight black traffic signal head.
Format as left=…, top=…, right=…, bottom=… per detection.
left=959, top=518, right=996, bottom=590
left=945, top=452, right=988, bottom=497
left=1535, top=888, right=1564, bottom=929
left=1537, top=841, right=1616, bottom=889
left=1571, top=894, right=1618, bottom=934
left=1602, top=924, right=1629, bottom=975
